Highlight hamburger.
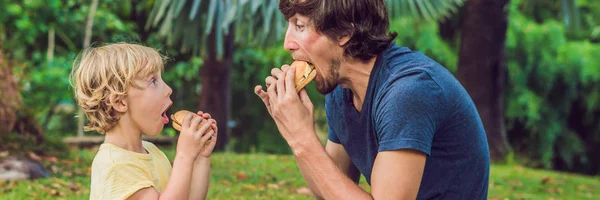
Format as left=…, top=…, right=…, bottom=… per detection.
left=170, top=110, right=214, bottom=135
left=291, top=61, right=317, bottom=93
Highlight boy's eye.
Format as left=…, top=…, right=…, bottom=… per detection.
left=295, top=25, right=304, bottom=31
left=151, top=79, right=157, bottom=85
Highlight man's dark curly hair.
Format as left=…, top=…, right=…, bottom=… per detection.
left=279, top=0, right=398, bottom=62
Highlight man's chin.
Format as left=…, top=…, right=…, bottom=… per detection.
left=316, top=83, right=336, bottom=95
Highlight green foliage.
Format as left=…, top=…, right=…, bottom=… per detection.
left=505, top=0, right=600, bottom=172
left=0, top=0, right=145, bottom=138
left=391, top=18, right=458, bottom=73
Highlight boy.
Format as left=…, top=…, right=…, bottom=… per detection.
left=70, top=43, right=218, bottom=200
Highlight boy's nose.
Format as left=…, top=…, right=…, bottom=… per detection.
left=165, top=84, right=172, bottom=97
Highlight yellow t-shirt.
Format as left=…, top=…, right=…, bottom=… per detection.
left=90, top=141, right=172, bottom=200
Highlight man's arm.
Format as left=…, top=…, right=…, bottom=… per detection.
left=371, top=149, right=426, bottom=199
left=292, top=136, right=426, bottom=200
left=291, top=135, right=372, bottom=200
left=325, top=140, right=360, bottom=184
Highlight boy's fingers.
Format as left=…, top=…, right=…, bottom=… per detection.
left=200, top=130, right=215, bottom=143
left=190, top=115, right=202, bottom=130
left=182, top=113, right=194, bottom=128
left=197, top=119, right=214, bottom=135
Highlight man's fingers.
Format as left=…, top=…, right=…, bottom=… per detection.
left=265, top=76, right=277, bottom=89
left=277, top=69, right=286, bottom=100
left=255, top=85, right=270, bottom=105
left=267, top=80, right=278, bottom=107
left=299, top=88, right=314, bottom=109
left=271, top=67, right=283, bottom=78
left=281, top=64, right=290, bottom=71
left=285, top=65, right=296, bottom=95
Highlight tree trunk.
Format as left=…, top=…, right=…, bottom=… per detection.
left=77, top=0, right=99, bottom=137
left=457, top=0, right=511, bottom=161
left=0, top=50, right=21, bottom=135
left=199, top=31, right=234, bottom=151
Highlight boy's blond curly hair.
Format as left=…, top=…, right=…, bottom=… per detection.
left=70, top=43, right=166, bottom=134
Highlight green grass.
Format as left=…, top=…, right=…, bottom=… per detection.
left=1, top=147, right=598, bottom=199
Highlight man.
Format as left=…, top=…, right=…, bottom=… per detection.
left=254, top=0, right=490, bottom=199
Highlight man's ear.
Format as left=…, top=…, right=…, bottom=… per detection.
left=338, top=34, right=351, bottom=46
left=109, top=95, right=128, bottom=113
left=338, top=24, right=354, bottom=46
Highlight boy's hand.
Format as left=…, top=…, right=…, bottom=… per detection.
left=176, top=114, right=216, bottom=160
left=195, top=111, right=218, bottom=158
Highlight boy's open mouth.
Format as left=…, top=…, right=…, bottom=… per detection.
left=161, top=103, right=172, bottom=124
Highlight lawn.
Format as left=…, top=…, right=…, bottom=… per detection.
left=0, top=147, right=598, bottom=199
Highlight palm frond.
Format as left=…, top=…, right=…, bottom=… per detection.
left=147, top=0, right=466, bottom=60
left=386, top=0, right=466, bottom=21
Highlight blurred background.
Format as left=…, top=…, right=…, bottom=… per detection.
left=0, top=0, right=599, bottom=199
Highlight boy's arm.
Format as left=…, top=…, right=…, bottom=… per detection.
left=188, top=111, right=217, bottom=200
left=188, top=157, right=211, bottom=200
left=129, top=115, right=215, bottom=200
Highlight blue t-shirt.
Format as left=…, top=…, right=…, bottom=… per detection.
left=326, top=43, right=490, bottom=199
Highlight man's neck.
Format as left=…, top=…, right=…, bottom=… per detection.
left=338, top=56, right=378, bottom=112
left=104, top=115, right=146, bottom=154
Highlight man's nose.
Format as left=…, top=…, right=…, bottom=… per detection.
left=283, top=26, right=298, bottom=51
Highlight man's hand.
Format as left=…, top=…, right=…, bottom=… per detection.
left=254, top=65, right=317, bottom=146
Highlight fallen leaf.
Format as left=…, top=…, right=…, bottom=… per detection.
left=28, top=152, right=42, bottom=161
left=45, top=156, right=58, bottom=163
left=556, top=188, right=563, bottom=194
left=63, top=171, right=73, bottom=177
left=268, top=183, right=279, bottom=189
left=296, top=187, right=312, bottom=195
left=278, top=180, right=287, bottom=186
left=545, top=188, right=555, bottom=194
left=541, top=177, right=556, bottom=185
left=221, top=180, right=232, bottom=185
left=242, top=184, right=257, bottom=190
left=51, top=183, right=62, bottom=189
left=235, top=172, right=248, bottom=181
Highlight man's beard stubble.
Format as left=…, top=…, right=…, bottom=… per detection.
left=316, top=57, right=340, bottom=95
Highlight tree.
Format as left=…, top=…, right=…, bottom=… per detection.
left=0, top=50, right=21, bottom=135
left=457, top=0, right=511, bottom=161
left=148, top=0, right=466, bottom=150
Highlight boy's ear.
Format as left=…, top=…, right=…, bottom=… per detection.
left=109, top=95, right=128, bottom=113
